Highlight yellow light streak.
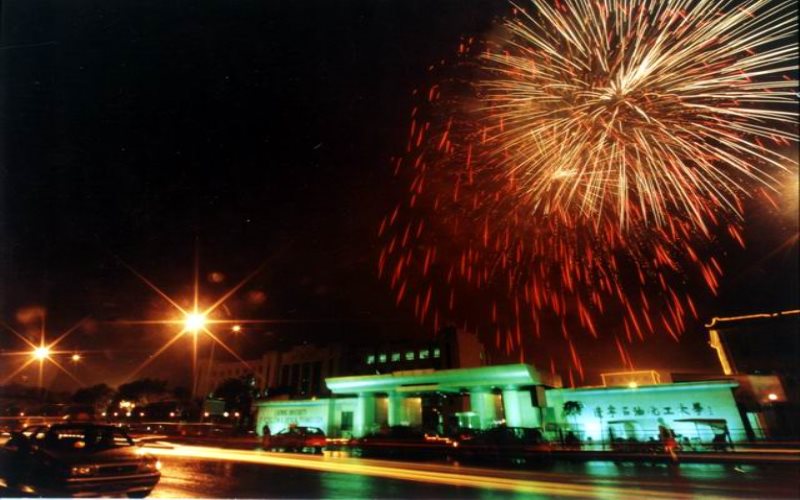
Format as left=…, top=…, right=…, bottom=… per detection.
left=141, top=443, right=685, bottom=499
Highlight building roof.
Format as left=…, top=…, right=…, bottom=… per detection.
left=325, top=364, right=545, bottom=394
left=705, top=309, right=799, bottom=328
left=551, top=379, right=738, bottom=396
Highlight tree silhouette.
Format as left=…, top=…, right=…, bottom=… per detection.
left=116, top=378, right=169, bottom=406
left=72, top=384, right=115, bottom=408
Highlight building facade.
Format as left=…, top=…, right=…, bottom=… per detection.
left=198, top=328, right=484, bottom=401
left=196, top=344, right=341, bottom=400
left=254, top=363, right=749, bottom=447
left=344, top=328, right=486, bottom=375
left=705, top=310, right=800, bottom=439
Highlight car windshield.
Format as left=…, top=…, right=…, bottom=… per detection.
left=41, top=426, right=134, bottom=451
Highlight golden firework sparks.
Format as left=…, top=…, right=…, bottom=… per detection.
left=478, top=0, right=797, bottom=229
left=379, top=0, right=797, bottom=380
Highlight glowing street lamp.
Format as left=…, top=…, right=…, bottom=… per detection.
left=71, top=353, right=82, bottom=363
left=32, top=346, right=51, bottom=361
left=184, top=312, right=207, bottom=334
left=114, top=252, right=274, bottom=400
left=2, top=314, right=87, bottom=388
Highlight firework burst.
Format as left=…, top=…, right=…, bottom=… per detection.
left=479, top=0, right=797, bottom=229
left=379, top=0, right=798, bottom=380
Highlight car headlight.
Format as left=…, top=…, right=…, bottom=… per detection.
left=70, top=465, right=98, bottom=477
left=141, top=459, right=161, bottom=471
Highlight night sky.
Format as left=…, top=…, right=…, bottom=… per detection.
left=1, top=0, right=797, bottom=390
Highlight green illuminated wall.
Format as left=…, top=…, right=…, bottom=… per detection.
left=547, top=381, right=747, bottom=442
left=254, top=365, right=748, bottom=443
left=255, top=399, right=329, bottom=436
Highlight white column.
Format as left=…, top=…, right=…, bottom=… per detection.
left=388, top=392, right=406, bottom=427
left=470, top=389, right=498, bottom=429
left=326, top=398, right=337, bottom=437
left=502, top=388, right=523, bottom=427
left=354, top=393, right=375, bottom=437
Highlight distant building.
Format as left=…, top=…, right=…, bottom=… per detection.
left=345, top=327, right=486, bottom=375
left=705, top=310, right=800, bottom=439
left=196, top=343, right=341, bottom=400
left=198, top=328, right=484, bottom=402
left=707, top=310, right=799, bottom=381
left=601, top=370, right=665, bottom=387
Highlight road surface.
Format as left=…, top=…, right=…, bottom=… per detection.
left=144, top=443, right=799, bottom=498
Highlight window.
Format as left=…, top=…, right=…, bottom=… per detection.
left=300, top=363, right=311, bottom=395
left=366, top=355, right=375, bottom=365
left=433, top=348, right=441, bottom=358
left=44, top=427, right=134, bottom=451
left=419, top=349, right=430, bottom=359
left=405, top=351, right=415, bottom=361
left=311, top=361, right=322, bottom=394
left=378, top=353, right=387, bottom=363
left=391, top=352, right=401, bottom=362
left=290, top=364, right=300, bottom=390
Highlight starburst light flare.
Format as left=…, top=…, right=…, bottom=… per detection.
left=1, top=316, right=87, bottom=386
left=113, top=252, right=282, bottom=396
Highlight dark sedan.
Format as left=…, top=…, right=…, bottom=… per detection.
left=351, top=426, right=458, bottom=459
left=1, top=423, right=161, bottom=497
left=456, top=426, right=553, bottom=464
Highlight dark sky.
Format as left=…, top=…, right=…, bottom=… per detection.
left=1, top=0, right=797, bottom=390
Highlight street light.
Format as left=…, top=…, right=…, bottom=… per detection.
left=232, top=325, right=242, bottom=333
left=32, top=346, right=50, bottom=360
left=71, top=353, right=82, bottom=362
left=184, top=312, right=207, bottom=334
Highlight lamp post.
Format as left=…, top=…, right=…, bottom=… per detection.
left=32, top=346, right=50, bottom=401
left=184, top=312, right=207, bottom=399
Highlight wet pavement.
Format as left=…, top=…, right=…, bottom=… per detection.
left=147, top=445, right=800, bottom=499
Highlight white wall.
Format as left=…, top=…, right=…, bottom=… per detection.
left=547, top=382, right=747, bottom=443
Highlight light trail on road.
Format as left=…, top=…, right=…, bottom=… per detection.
left=141, top=442, right=699, bottom=499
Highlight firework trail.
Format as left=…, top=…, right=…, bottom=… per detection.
left=380, top=0, right=798, bottom=381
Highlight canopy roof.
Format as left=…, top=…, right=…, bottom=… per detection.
left=325, top=364, right=545, bottom=394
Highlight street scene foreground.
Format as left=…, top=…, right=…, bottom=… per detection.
left=144, top=442, right=800, bottom=499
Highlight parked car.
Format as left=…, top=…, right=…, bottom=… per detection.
left=0, top=423, right=161, bottom=497
left=456, top=426, right=552, bottom=464
left=267, top=426, right=326, bottom=454
left=351, top=426, right=457, bottom=459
